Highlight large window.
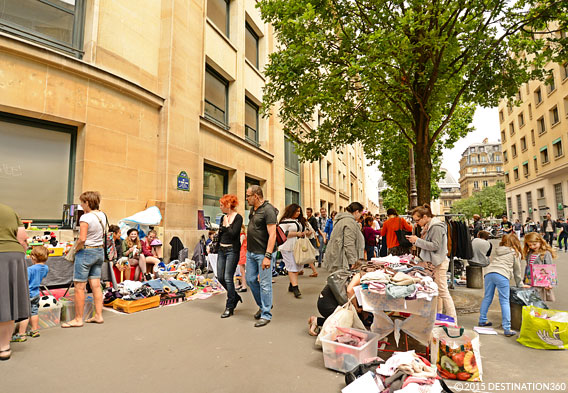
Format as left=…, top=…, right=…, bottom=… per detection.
left=0, top=0, right=86, bottom=58
left=554, top=183, right=564, bottom=219
left=526, top=192, right=533, bottom=214
left=540, top=146, right=549, bottom=164
left=553, top=138, right=563, bottom=158
left=245, top=23, right=259, bottom=68
left=245, top=98, right=259, bottom=145
left=550, top=106, right=560, bottom=125
left=203, top=164, right=228, bottom=225
left=207, top=0, right=229, bottom=37
left=204, top=66, right=229, bottom=127
left=284, top=137, right=300, bottom=205
left=0, top=113, right=76, bottom=221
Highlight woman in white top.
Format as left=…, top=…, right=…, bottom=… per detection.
left=62, top=191, right=106, bottom=328
left=278, top=204, right=313, bottom=299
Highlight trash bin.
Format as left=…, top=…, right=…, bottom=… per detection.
left=509, top=287, right=549, bottom=331
left=466, top=266, right=483, bottom=289
left=510, top=302, right=523, bottom=331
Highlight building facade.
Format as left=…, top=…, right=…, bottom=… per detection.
left=435, top=169, right=461, bottom=215
left=458, top=139, right=505, bottom=199
left=0, top=0, right=366, bottom=255
left=499, top=59, right=568, bottom=221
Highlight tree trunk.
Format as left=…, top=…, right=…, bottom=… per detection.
left=414, top=143, right=432, bottom=206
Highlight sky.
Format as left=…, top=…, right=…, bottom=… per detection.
left=365, top=106, right=501, bottom=205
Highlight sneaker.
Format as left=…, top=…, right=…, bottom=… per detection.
left=10, top=334, right=27, bottom=343
left=504, top=330, right=516, bottom=337
left=27, top=330, right=40, bottom=338
left=478, top=321, right=492, bottom=327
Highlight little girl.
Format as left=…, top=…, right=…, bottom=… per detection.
left=478, top=234, right=525, bottom=336
left=523, top=232, right=556, bottom=302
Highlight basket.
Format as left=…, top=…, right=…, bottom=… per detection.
left=113, top=295, right=161, bottom=314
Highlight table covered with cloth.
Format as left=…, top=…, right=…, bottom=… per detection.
left=26, top=257, right=113, bottom=286
left=361, top=290, right=437, bottom=346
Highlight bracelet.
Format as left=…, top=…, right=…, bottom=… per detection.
left=264, top=252, right=272, bottom=259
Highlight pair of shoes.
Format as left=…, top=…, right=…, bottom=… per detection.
left=292, top=286, right=302, bottom=298
left=0, top=347, right=11, bottom=361
left=221, top=308, right=234, bottom=318
left=144, top=273, right=153, bottom=281
left=237, top=287, right=248, bottom=293
left=478, top=321, right=492, bottom=327
left=254, top=318, right=270, bottom=327
left=27, top=330, right=40, bottom=338
left=309, top=272, right=318, bottom=277
left=11, top=334, right=26, bottom=343
left=288, top=283, right=294, bottom=292
left=504, top=330, right=516, bottom=337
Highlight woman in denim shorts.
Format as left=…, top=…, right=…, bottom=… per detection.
left=62, top=191, right=106, bottom=328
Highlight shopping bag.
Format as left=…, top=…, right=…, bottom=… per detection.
left=395, top=218, right=412, bottom=248
left=530, top=264, right=557, bottom=287
left=517, top=305, right=568, bottom=350
left=430, top=327, right=482, bottom=381
left=327, top=269, right=355, bottom=305
left=293, top=237, right=317, bottom=265
left=315, top=298, right=365, bottom=348
left=64, top=242, right=78, bottom=262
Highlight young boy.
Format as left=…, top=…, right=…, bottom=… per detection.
left=12, top=246, right=50, bottom=342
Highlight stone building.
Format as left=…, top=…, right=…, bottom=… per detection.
left=499, top=58, right=568, bottom=221
left=0, top=0, right=366, bottom=253
left=436, top=169, right=461, bottom=214
left=458, top=139, right=505, bottom=199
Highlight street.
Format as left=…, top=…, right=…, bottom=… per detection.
left=2, top=249, right=567, bottom=393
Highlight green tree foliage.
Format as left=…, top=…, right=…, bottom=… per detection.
left=257, top=0, right=567, bottom=205
left=382, top=187, right=409, bottom=215
left=451, top=182, right=506, bottom=219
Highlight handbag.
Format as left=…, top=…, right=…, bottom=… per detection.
left=327, top=269, right=355, bottom=305
left=276, top=224, right=287, bottom=246
left=395, top=218, right=413, bottom=248
left=95, top=212, right=110, bottom=262
left=430, top=327, right=482, bottom=381
left=64, top=242, right=78, bottom=262
left=293, top=237, right=317, bottom=265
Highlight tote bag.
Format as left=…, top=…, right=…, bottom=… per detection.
left=293, top=237, right=317, bottom=265
left=430, top=327, right=483, bottom=381
left=517, top=305, right=568, bottom=350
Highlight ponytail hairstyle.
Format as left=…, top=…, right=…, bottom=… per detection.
left=500, top=234, right=522, bottom=258
left=411, top=204, right=433, bottom=218
left=346, top=202, right=364, bottom=213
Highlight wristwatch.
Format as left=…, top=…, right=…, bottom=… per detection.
left=264, top=252, right=272, bottom=259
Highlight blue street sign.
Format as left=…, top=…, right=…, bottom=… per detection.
left=177, top=171, right=190, bottom=191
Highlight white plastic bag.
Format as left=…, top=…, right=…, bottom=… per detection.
left=315, top=299, right=366, bottom=347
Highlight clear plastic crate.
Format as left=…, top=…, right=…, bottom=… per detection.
left=320, top=327, right=379, bottom=373
left=60, top=295, right=94, bottom=323
left=38, top=305, right=62, bottom=329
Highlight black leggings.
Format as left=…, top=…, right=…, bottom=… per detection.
left=316, top=285, right=339, bottom=326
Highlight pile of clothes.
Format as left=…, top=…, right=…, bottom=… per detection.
left=333, top=327, right=369, bottom=347
left=360, top=264, right=438, bottom=301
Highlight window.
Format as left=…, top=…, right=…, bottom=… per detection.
left=546, top=74, right=556, bottom=94
left=284, top=137, right=301, bottom=205
left=483, top=180, right=488, bottom=188
left=507, top=102, right=513, bottom=113
left=0, top=0, right=86, bottom=58
left=479, top=155, right=486, bottom=163
left=512, top=143, right=517, bottom=157
left=470, top=156, right=477, bottom=164
left=528, top=103, right=533, bottom=119
left=284, top=137, right=299, bottom=173
left=535, top=88, right=542, bottom=104
left=244, top=176, right=260, bottom=223
left=540, top=146, right=549, bottom=164
left=507, top=197, right=513, bottom=214
left=534, top=156, right=538, bottom=173
left=474, top=181, right=479, bottom=189
left=530, top=129, right=535, bottom=146
left=517, top=194, right=523, bottom=221
left=472, top=168, right=478, bottom=173
left=501, top=130, right=506, bottom=142
left=203, top=164, right=228, bottom=225
left=513, top=167, right=519, bottom=180
left=562, top=63, right=568, bottom=81
left=523, top=161, right=529, bottom=177
left=495, top=153, right=501, bottom=162
left=482, top=167, right=487, bottom=173
left=538, top=188, right=545, bottom=199
left=526, top=192, right=533, bottom=214
left=207, top=0, right=229, bottom=37
left=204, top=67, right=229, bottom=126
left=554, top=183, right=564, bottom=219
left=327, top=162, right=333, bottom=188
left=516, top=90, right=522, bottom=101
left=509, top=122, right=515, bottom=135
left=245, top=98, right=259, bottom=145
left=550, top=106, right=560, bottom=125
left=553, top=138, right=563, bottom=158
left=0, top=113, right=76, bottom=221
left=499, top=110, right=504, bottom=123
left=505, top=172, right=510, bottom=183
left=518, top=113, right=525, bottom=128
left=285, top=189, right=300, bottom=205
left=537, top=116, right=546, bottom=134
left=496, top=166, right=502, bottom=172
left=520, top=136, right=527, bottom=151
left=245, top=23, right=259, bottom=68
left=503, top=150, right=508, bottom=163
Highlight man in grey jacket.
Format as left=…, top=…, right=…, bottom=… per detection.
left=407, top=204, right=457, bottom=322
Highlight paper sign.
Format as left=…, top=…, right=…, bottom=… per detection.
left=342, top=371, right=382, bottom=393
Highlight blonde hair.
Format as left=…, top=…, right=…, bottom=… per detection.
left=523, top=232, right=556, bottom=259
left=30, top=246, right=49, bottom=263
left=125, top=232, right=141, bottom=249
left=499, top=234, right=522, bottom=258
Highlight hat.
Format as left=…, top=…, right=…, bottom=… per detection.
left=127, top=228, right=139, bottom=236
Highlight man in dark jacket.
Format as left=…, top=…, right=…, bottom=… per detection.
left=541, top=212, right=557, bottom=246
left=472, top=214, right=483, bottom=239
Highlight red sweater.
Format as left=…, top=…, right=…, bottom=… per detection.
left=380, top=217, right=413, bottom=249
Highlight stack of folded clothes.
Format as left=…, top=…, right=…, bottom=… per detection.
left=360, top=267, right=438, bottom=301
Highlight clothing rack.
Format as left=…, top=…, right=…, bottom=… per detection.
left=438, top=214, right=469, bottom=289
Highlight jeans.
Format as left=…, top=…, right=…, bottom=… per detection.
left=366, top=245, right=375, bottom=261
left=317, top=234, right=325, bottom=264
left=545, top=232, right=554, bottom=246
left=479, top=272, right=511, bottom=331
left=74, top=248, right=104, bottom=282
left=217, top=246, right=239, bottom=309
left=246, top=251, right=274, bottom=320
left=558, top=233, right=568, bottom=250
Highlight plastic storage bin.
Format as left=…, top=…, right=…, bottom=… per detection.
left=320, top=327, right=379, bottom=373
left=60, top=295, right=95, bottom=323
left=38, top=305, right=62, bottom=329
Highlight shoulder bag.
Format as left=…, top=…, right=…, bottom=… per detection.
left=395, top=218, right=413, bottom=248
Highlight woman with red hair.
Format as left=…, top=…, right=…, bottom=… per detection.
left=217, top=194, right=244, bottom=318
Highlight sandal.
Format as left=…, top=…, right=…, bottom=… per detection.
left=309, top=272, right=318, bottom=277
left=11, top=333, right=27, bottom=343
left=308, top=316, right=319, bottom=336
left=85, top=317, right=104, bottom=324
left=0, top=347, right=11, bottom=361
left=27, top=330, right=40, bottom=338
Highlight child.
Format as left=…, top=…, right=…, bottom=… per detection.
left=12, top=246, right=50, bottom=342
left=236, top=225, right=247, bottom=293
left=478, top=234, right=525, bottom=337
left=523, top=232, right=556, bottom=302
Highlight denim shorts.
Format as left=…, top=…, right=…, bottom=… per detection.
left=74, top=248, right=104, bottom=282
left=30, top=296, right=40, bottom=316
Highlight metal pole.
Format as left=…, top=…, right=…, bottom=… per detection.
left=409, top=145, right=418, bottom=209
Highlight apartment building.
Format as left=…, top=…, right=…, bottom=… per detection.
left=458, top=139, right=505, bottom=198
left=499, top=59, right=568, bottom=221
left=0, top=0, right=366, bottom=252
left=436, top=169, right=461, bottom=215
